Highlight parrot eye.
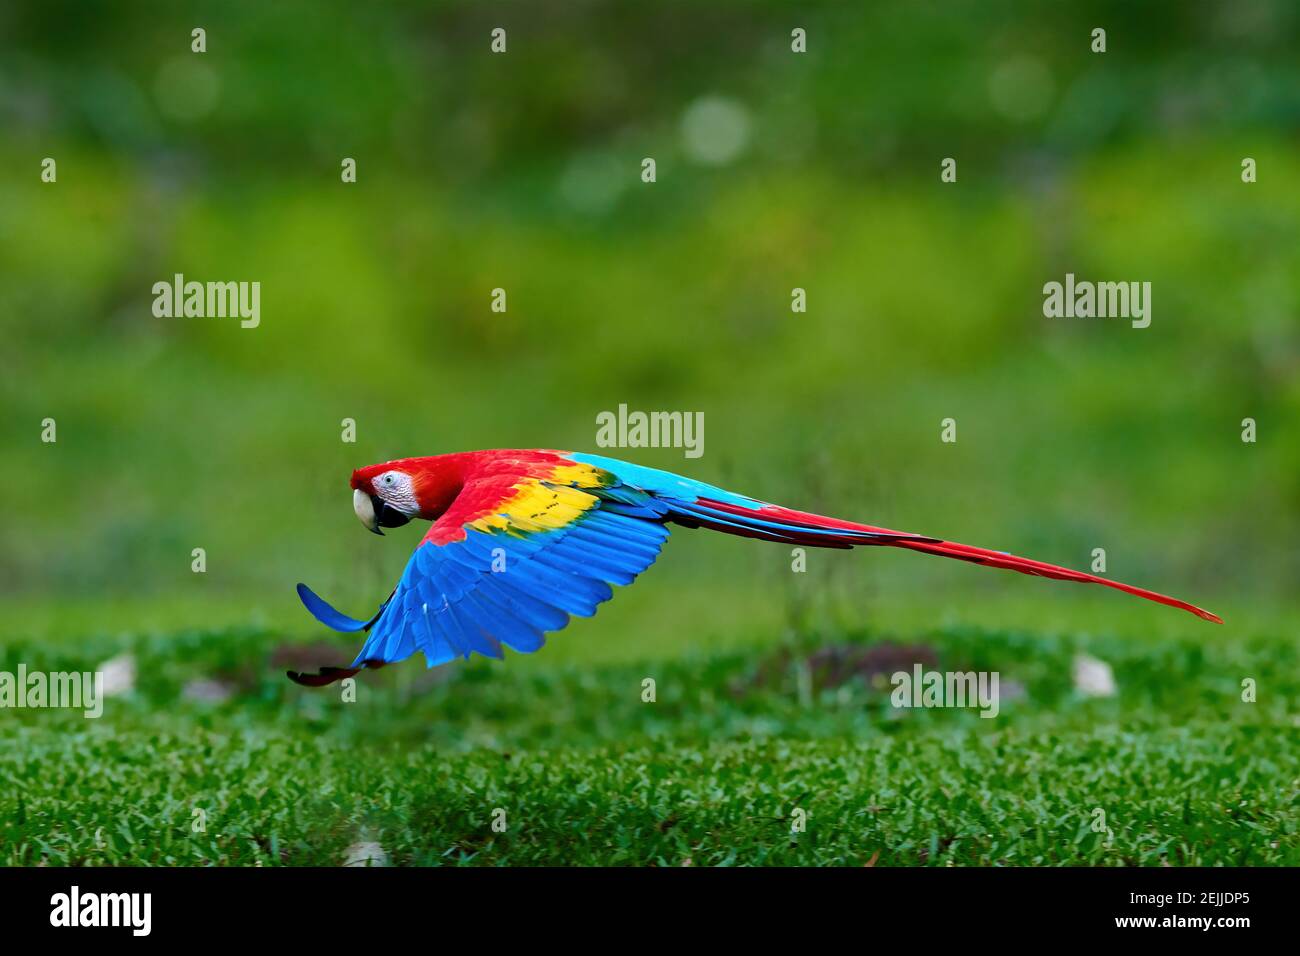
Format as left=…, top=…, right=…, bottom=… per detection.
left=381, top=474, right=396, bottom=486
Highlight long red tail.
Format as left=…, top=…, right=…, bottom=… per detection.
left=670, top=497, right=1222, bottom=624
left=884, top=536, right=1222, bottom=623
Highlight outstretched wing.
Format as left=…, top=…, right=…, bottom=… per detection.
left=291, top=462, right=669, bottom=683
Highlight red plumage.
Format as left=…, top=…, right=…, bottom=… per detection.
left=694, top=497, right=1222, bottom=623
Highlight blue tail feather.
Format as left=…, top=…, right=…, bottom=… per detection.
left=296, top=583, right=384, bottom=633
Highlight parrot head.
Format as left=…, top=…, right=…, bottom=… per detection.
left=349, top=462, right=423, bottom=536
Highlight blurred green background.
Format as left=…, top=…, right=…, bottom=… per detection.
left=2, top=0, right=1298, bottom=651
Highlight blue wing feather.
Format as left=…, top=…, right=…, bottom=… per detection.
left=333, top=501, right=668, bottom=670
left=296, top=582, right=386, bottom=633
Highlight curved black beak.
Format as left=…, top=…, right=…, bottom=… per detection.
left=374, top=496, right=411, bottom=533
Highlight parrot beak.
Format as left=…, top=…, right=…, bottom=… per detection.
left=353, top=488, right=381, bottom=534
left=353, top=488, right=412, bottom=536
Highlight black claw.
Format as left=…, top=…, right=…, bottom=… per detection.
left=286, top=659, right=387, bottom=688
left=286, top=666, right=360, bottom=687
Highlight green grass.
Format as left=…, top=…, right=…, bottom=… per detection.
left=3, top=610, right=1295, bottom=866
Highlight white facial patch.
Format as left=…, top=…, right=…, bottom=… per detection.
left=375, top=470, right=419, bottom=514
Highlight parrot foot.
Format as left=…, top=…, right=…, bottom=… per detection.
left=285, top=659, right=387, bottom=687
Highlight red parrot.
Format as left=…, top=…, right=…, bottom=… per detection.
left=288, top=449, right=1221, bottom=685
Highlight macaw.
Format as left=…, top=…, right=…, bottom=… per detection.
left=288, top=449, right=1221, bottom=685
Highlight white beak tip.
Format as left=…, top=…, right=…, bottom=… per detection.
left=353, top=488, right=378, bottom=533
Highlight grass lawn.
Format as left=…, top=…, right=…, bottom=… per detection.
left=2, top=594, right=1295, bottom=866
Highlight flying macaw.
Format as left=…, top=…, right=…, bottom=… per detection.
left=288, top=449, right=1221, bottom=685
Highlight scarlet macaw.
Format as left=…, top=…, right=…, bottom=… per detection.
left=288, top=449, right=1220, bottom=685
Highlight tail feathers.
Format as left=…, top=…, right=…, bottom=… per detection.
left=296, top=582, right=388, bottom=633
left=677, top=498, right=1222, bottom=624
left=669, top=498, right=938, bottom=548
left=890, top=538, right=1223, bottom=623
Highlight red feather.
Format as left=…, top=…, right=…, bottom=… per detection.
left=696, top=498, right=1222, bottom=623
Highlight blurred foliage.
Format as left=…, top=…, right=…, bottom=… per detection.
left=1, top=0, right=1298, bottom=642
